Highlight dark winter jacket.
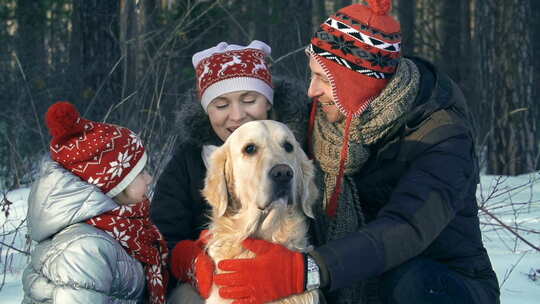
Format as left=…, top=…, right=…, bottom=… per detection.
left=309, top=57, right=500, bottom=303
left=150, top=79, right=309, bottom=250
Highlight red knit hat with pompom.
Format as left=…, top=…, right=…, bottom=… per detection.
left=45, top=101, right=147, bottom=197
left=308, top=0, right=401, bottom=217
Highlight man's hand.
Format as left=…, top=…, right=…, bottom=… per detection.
left=169, top=231, right=214, bottom=299
left=214, top=238, right=306, bottom=304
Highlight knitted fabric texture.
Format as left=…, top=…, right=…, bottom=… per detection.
left=87, top=198, right=169, bottom=304
left=310, top=0, right=401, bottom=117
left=192, top=40, right=273, bottom=111
left=356, top=58, right=420, bottom=144
left=45, top=101, right=147, bottom=197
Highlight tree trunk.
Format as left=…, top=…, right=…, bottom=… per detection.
left=334, top=0, right=352, bottom=12
left=253, top=0, right=270, bottom=43
left=141, top=0, right=159, bottom=59
left=439, top=0, right=478, bottom=146
left=0, top=2, right=14, bottom=78
left=225, top=0, right=249, bottom=43
left=15, top=0, right=47, bottom=87
left=120, top=0, right=138, bottom=102
left=49, top=0, right=71, bottom=74
left=397, top=0, right=415, bottom=56
left=312, top=0, right=327, bottom=31
left=142, top=0, right=158, bottom=35
left=480, top=0, right=537, bottom=175
left=68, top=0, right=83, bottom=104
left=268, top=0, right=312, bottom=79
left=69, top=0, right=121, bottom=121
left=530, top=0, right=540, bottom=169
left=14, top=0, right=48, bottom=150
left=439, top=0, right=465, bottom=83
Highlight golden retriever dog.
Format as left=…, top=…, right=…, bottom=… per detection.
left=202, top=120, right=320, bottom=304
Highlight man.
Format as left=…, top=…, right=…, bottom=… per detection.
left=175, top=1, right=500, bottom=303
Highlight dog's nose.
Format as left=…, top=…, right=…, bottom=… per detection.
left=269, top=164, right=293, bottom=184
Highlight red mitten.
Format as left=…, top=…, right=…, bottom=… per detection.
left=169, top=230, right=214, bottom=299
left=170, top=239, right=201, bottom=281
left=193, top=250, right=214, bottom=299
left=214, top=238, right=306, bottom=304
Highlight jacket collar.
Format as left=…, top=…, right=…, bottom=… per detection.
left=405, top=57, right=456, bottom=130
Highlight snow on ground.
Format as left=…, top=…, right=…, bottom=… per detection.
left=1, top=188, right=31, bottom=303
left=1, top=175, right=539, bottom=303
left=477, top=174, right=540, bottom=303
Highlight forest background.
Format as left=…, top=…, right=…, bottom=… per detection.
left=1, top=0, right=540, bottom=294
left=1, top=0, right=540, bottom=189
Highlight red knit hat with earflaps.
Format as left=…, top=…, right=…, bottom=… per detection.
left=308, top=0, right=401, bottom=217
left=45, top=101, right=147, bottom=197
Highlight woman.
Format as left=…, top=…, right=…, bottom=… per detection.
left=149, top=40, right=308, bottom=298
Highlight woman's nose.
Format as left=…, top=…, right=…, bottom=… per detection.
left=229, top=102, right=247, bottom=122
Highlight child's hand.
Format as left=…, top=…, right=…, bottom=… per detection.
left=170, top=230, right=214, bottom=298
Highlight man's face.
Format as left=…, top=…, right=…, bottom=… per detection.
left=307, top=57, right=345, bottom=124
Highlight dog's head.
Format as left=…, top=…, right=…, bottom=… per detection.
left=203, top=120, right=318, bottom=231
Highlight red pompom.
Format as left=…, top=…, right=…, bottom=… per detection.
left=45, top=101, right=83, bottom=139
left=367, top=0, right=391, bottom=15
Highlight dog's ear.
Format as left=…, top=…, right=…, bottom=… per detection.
left=298, top=151, right=318, bottom=219
left=202, top=146, right=229, bottom=218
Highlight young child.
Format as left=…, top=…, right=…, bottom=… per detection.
left=21, top=102, right=168, bottom=304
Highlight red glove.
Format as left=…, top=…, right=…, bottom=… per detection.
left=214, top=238, right=306, bottom=304
left=169, top=231, right=214, bottom=299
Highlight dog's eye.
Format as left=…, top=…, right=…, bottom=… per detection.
left=244, top=144, right=257, bottom=155
left=283, top=141, right=294, bottom=153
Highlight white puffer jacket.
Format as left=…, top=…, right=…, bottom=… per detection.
left=21, top=157, right=146, bottom=303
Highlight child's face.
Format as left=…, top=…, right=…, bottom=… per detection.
left=114, top=170, right=152, bottom=205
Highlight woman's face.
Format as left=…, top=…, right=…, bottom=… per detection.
left=207, top=90, right=271, bottom=141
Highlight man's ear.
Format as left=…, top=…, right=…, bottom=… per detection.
left=202, top=146, right=229, bottom=218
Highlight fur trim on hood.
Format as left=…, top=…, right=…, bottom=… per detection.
left=175, top=77, right=310, bottom=148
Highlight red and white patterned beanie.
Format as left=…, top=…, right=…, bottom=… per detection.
left=192, top=40, right=273, bottom=112
left=45, top=101, right=147, bottom=198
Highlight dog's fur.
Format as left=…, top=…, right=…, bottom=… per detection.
left=201, top=120, right=320, bottom=304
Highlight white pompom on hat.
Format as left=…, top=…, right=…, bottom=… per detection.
left=192, top=40, right=274, bottom=112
